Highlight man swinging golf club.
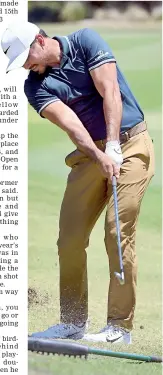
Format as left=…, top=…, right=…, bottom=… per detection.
left=1, top=21, right=154, bottom=344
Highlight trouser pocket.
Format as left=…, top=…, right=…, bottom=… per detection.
left=65, top=149, right=88, bottom=168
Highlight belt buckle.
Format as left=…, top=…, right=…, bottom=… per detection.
left=124, top=131, right=129, bottom=142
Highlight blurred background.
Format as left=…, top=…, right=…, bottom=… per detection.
left=28, top=1, right=162, bottom=23
left=28, top=2, right=162, bottom=375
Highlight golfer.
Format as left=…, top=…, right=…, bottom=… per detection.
left=1, top=21, right=154, bottom=343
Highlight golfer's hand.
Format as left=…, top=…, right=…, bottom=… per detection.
left=97, top=152, right=120, bottom=181
left=105, top=141, right=123, bottom=167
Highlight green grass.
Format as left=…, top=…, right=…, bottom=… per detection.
left=28, top=23, right=162, bottom=375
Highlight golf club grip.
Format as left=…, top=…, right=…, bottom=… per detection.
left=112, top=175, right=117, bottom=187
left=28, top=337, right=88, bottom=357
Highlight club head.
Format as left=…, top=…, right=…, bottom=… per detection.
left=114, top=271, right=125, bottom=285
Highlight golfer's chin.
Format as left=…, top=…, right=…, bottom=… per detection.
left=37, top=66, right=47, bottom=74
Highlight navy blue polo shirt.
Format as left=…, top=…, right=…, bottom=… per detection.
left=24, top=28, right=144, bottom=141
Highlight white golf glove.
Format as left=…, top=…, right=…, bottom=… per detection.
left=105, top=140, right=123, bottom=167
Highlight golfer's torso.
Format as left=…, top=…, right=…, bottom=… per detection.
left=25, top=30, right=144, bottom=141
left=42, top=61, right=106, bottom=141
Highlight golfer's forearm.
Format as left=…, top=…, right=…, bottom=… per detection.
left=42, top=102, right=102, bottom=163
left=67, top=121, right=103, bottom=163
left=103, top=85, right=122, bottom=142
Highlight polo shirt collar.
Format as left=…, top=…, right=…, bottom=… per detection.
left=53, top=35, right=70, bottom=68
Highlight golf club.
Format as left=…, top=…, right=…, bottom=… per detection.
left=28, top=337, right=162, bottom=362
left=112, top=175, right=124, bottom=285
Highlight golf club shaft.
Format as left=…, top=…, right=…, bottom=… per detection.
left=89, top=347, right=162, bottom=362
left=112, top=175, right=124, bottom=273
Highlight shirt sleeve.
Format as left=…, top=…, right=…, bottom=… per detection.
left=24, top=74, right=60, bottom=117
left=80, top=28, right=116, bottom=71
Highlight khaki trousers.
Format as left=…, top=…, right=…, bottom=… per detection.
left=57, top=129, right=155, bottom=330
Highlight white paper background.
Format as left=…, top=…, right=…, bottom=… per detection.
left=0, top=1, right=28, bottom=374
